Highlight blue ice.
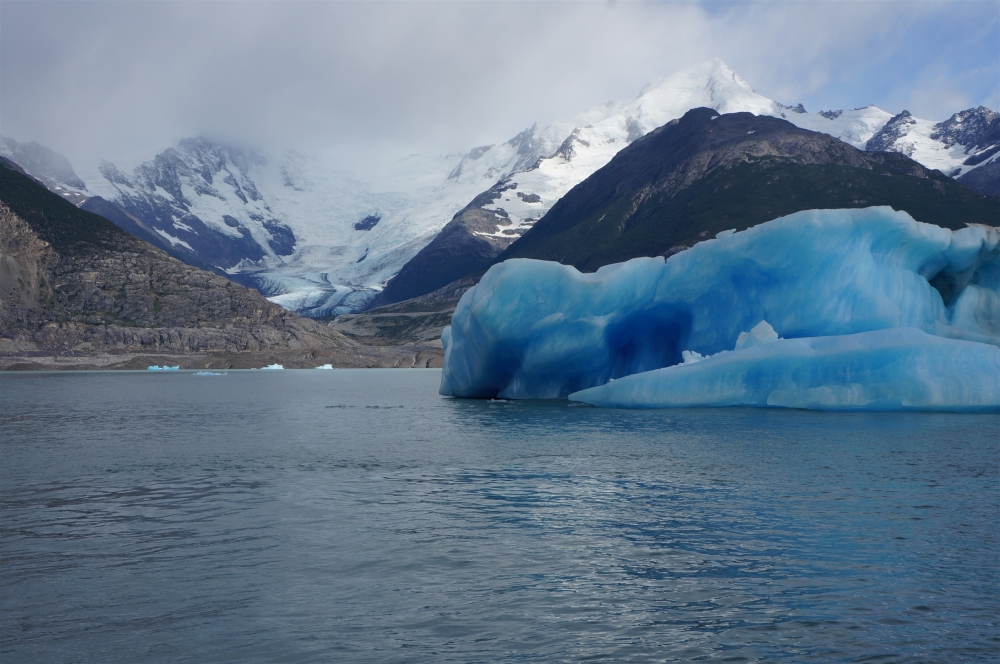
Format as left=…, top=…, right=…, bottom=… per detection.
left=439, top=207, right=999, bottom=410
left=570, top=327, right=1000, bottom=411
left=147, top=365, right=180, bottom=371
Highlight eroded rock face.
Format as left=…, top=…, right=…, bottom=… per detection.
left=0, top=202, right=57, bottom=315
left=370, top=182, right=521, bottom=308
left=0, top=165, right=347, bottom=355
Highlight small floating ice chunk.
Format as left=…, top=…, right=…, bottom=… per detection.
left=315, top=364, right=334, bottom=370
left=147, top=365, right=180, bottom=371
left=734, top=320, right=780, bottom=350
left=195, top=371, right=226, bottom=376
left=260, top=364, right=284, bottom=370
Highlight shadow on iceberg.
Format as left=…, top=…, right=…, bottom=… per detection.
left=439, top=207, right=999, bottom=411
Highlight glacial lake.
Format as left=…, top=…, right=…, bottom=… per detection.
left=1, top=369, right=997, bottom=663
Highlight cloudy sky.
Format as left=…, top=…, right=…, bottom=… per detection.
left=1, top=0, right=997, bottom=172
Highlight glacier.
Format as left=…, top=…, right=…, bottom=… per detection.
left=439, top=207, right=1000, bottom=411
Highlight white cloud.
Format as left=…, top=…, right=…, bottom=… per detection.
left=0, top=0, right=996, bottom=172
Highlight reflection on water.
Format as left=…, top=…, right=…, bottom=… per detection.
left=1, top=370, right=997, bottom=662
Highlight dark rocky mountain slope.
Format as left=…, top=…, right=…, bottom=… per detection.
left=369, top=182, right=518, bottom=308
left=494, top=108, right=999, bottom=271
left=0, top=163, right=440, bottom=369
left=79, top=195, right=230, bottom=275
left=957, top=161, right=1000, bottom=196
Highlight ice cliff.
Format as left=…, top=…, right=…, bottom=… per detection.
left=439, top=207, right=1000, bottom=411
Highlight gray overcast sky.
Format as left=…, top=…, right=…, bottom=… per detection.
left=1, top=0, right=998, bottom=171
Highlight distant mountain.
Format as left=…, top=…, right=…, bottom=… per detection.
left=0, top=136, right=89, bottom=205
left=0, top=138, right=244, bottom=270
left=79, top=140, right=495, bottom=317
left=94, top=139, right=297, bottom=269
left=866, top=106, right=1000, bottom=193
left=492, top=108, right=998, bottom=272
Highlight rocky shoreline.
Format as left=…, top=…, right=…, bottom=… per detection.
left=0, top=345, right=443, bottom=371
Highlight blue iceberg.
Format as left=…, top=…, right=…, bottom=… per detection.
left=147, top=365, right=180, bottom=371
left=440, top=207, right=999, bottom=410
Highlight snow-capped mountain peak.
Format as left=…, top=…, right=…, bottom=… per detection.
left=931, top=106, right=999, bottom=148
left=464, top=59, right=892, bottom=250
left=866, top=105, right=1000, bottom=177
left=0, top=136, right=90, bottom=205
left=86, top=137, right=297, bottom=269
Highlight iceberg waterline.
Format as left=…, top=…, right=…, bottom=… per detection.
left=439, top=207, right=1000, bottom=411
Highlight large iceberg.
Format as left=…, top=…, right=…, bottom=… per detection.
left=439, top=207, right=1000, bottom=410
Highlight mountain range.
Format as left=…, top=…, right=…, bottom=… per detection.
left=2, top=59, right=998, bottom=319
left=495, top=108, right=998, bottom=271
left=0, top=159, right=442, bottom=369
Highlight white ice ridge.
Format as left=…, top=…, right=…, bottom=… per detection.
left=439, top=207, right=1000, bottom=411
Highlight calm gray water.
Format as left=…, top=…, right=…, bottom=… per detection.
left=1, top=369, right=997, bottom=663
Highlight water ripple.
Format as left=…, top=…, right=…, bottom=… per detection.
left=1, top=370, right=997, bottom=663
